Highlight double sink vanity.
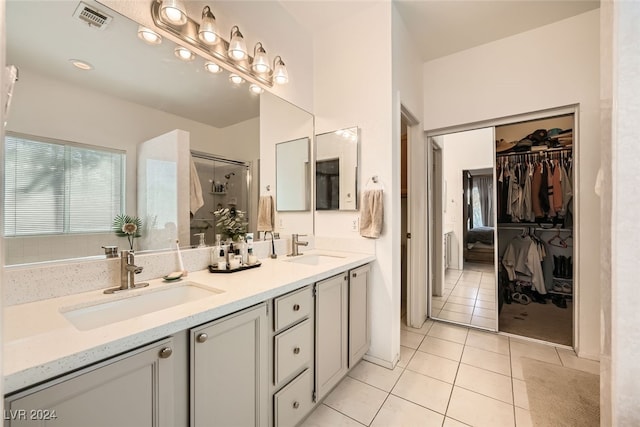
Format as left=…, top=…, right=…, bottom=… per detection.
left=3, top=249, right=374, bottom=427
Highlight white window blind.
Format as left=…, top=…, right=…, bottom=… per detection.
left=4, top=134, right=124, bottom=236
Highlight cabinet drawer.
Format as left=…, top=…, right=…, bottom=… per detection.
left=274, top=369, right=313, bottom=427
left=274, top=286, right=312, bottom=331
left=274, top=319, right=311, bottom=386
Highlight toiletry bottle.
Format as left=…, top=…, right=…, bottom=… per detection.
left=247, top=243, right=257, bottom=265
left=239, top=237, right=248, bottom=265
left=227, top=242, right=234, bottom=263
left=211, top=234, right=221, bottom=266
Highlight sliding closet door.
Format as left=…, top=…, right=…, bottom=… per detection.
left=429, top=127, right=498, bottom=331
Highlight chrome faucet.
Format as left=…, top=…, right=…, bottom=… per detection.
left=289, top=234, right=308, bottom=257
left=104, top=250, right=149, bottom=294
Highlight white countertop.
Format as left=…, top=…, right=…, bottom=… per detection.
left=3, top=250, right=375, bottom=394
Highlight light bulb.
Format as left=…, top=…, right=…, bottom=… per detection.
left=273, top=57, right=289, bottom=84
left=204, top=62, right=222, bottom=74
left=229, top=74, right=245, bottom=85
left=174, top=47, right=195, bottom=61
left=137, top=26, right=162, bottom=45
left=249, top=84, right=264, bottom=94
left=252, top=43, right=270, bottom=74
left=160, top=0, right=187, bottom=25
left=198, top=6, right=219, bottom=45
left=228, top=26, right=247, bottom=61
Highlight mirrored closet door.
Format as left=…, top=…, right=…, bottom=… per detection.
left=429, top=127, right=498, bottom=331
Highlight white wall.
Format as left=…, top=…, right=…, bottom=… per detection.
left=423, top=10, right=601, bottom=359
left=392, top=5, right=427, bottom=329
left=606, top=1, right=640, bottom=424
left=442, top=128, right=494, bottom=269
left=314, top=2, right=396, bottom=366
left=260, top=92, right=314, bottom=238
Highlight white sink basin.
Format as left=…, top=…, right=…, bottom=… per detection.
left=61, top=282, right=224, bottom=331
left=285, top=254, right=346, bottom=266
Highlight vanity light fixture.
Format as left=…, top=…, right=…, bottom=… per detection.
left=160, top=0, right=187, bottom=25
left=249, top=84, right=264, bottom=94
left=229, top=74, right=245, bottom=85
left=174, top=46, right=195, bottom=61
left=137, top=26, right=162, bottom=45
left=69, top=59, right=93, bottom=71
left=272, top=56, right=289, bottom=85
left=251, top=42, right=270, bottom=74
left=228, top=26, right=248, bottom=61
left=204, top=61, right=222, bottom=74
left=198, top=6, right=219, bottom=45
left=151, top=1, right=289, bottom=87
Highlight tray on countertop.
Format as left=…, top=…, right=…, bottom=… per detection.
left=208, top=261, right=262, bottom=274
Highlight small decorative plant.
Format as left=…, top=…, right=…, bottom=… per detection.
left=213, top=207, right=248, bottom=242
left=113, top=214, right=143, bottom=251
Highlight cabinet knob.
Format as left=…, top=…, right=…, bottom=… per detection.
left=293, top=304, right=300, bottom=311
left=293, top=347, right=301, bottom=355
left=159, top=347, right=173, bottom=359
left=292, top=401, right=300, bottom=409
left=197, top=333, right=208, bottom=343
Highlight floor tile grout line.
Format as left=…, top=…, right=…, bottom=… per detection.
left=320, top=402, right=369, bottom=427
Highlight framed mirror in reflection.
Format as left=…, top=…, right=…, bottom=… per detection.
left=3, top=0, right=312, bottom=266
left=315, top=127, right=359, bottom=211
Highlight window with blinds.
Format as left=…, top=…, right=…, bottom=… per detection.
left=4, top=134, right=125, bottom=236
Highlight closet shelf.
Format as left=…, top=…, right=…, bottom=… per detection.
left=497, top=223, right=571, bottom=232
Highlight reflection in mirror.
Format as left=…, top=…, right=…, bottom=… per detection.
left=429, top=127, right=497, bottom=330
left=4, top=0, right=311, bottom=265
left=276, top=138, right=310, bottom=211
left=315, top=127, right=359, bottom=211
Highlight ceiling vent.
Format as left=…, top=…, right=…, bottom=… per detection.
left=73, top=2, right=113, bottom=30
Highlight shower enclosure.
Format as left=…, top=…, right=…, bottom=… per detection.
left=190, top=152, right=252, bottom=247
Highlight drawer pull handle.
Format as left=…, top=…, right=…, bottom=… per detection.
left=293, top=347, right=301, bottom=355
left=159, top=347, right=173, bottom=359
left=292, top=401, right=300, bottom=409
left=293, top=304, right=300, bottom=311
left=197, top=333, right=208, bottom=343
left=352, top=273, right=357, bottom=278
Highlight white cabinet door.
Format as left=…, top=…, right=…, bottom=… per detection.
left=315, top=273, right=348, bottom=400
left=349, top=264, right=370, bottom=367
left=5, top=338, right=175, bottom=427
left=190, top=303, right=268, bottom=427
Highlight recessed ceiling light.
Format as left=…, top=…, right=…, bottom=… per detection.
left=204, top=61, right=222, bottom=74
left=174, top=46, right=195, bottom=61
left=137, top=26, right=162, bottom=45
left=69, top=59, right=93, bottom=71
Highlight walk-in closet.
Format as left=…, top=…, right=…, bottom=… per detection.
left=495, top=113, right=575, bottom=346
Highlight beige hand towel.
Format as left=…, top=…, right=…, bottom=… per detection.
left=257, top=195, right=274, bottom=232
left=189, top=157, right=204, bottom=216
left=359, top=189, right=384, bottom=238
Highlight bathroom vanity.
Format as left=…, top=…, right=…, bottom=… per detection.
left=3, top=251, right=373, bottom=427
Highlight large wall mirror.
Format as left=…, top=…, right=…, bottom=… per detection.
left=4, top=0, right=313, bottom=265
left=315, top=127, right=359, bottom=211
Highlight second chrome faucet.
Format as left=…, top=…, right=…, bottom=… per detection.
left=289, top=234, right=308, bottom=257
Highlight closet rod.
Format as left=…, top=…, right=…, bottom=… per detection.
left=496, top=147, right=572, bottom=158
left=498, top=225, right=571, bottom=232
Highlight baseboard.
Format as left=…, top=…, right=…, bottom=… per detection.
left=362, top=352, right=398, bottom=369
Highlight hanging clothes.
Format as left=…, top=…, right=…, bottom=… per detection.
left=502, top=234, right=547, bottom=295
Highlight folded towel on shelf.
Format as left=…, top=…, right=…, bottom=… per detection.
left=359, top=189, right=384, bottom=238
left=257, top=195, right=274, bottom=232
left=189, top=157, right=204, bottom=216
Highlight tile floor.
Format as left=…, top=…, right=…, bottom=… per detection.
left=301, top=320, right=599, bottom=427
left=432, top=263, right=497, bottom=329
